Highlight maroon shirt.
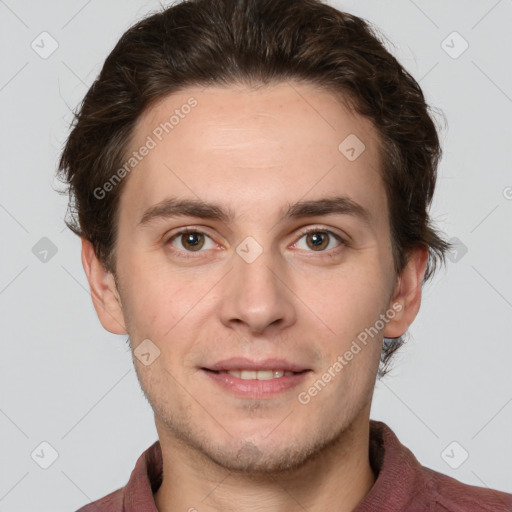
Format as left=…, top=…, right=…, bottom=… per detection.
left=76, top=420, right=512, bottom=511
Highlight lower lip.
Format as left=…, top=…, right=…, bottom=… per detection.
left=202, top=369, right=310, bottom=399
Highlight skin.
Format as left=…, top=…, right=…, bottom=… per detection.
left=82, top=81, right=428, bottom=512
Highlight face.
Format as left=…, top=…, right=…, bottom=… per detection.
left=86, top=81, right=424, bottom=474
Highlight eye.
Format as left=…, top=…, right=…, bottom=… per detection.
left=165, top=226, right=347, bottom=259
left=167, top=228, right=216, bottom=254
left=293, top=228, right=346, bottom=253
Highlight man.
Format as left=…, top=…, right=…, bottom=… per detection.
left=58, top=0, right=512, bottom=510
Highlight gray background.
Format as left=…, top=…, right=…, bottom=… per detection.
left=1, top=0, right=511, bottom=510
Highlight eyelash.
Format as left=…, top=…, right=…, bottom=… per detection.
left=165, top=227, right=347, bottom=260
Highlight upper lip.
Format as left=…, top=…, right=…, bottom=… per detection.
left=203, top=357, right=309, bottom=373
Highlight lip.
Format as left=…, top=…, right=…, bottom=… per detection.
left=201, top=358, right=311, bottom=399
left=202, top=369, right=310, bottom=399
left=204, top=357, right=309, bottom=373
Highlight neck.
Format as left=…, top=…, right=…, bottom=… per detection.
left=154, top=408, right=376, bottom=512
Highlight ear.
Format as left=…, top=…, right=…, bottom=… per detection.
left=383, top=246, right=428, bottom=338
left=81, top=238, right=127, bottom=334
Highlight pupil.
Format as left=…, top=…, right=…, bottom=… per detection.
left=309, top=232, right=327, bottom=250
left=311, top=233, right=322, bottom=245
left=187, top=234, right=199, bottom=245
left=184, top=233, right=203, bottom=250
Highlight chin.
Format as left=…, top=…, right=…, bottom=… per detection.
left=205, top=441, right=319, bottom=475
left=179, top=419, right=345, bottom=476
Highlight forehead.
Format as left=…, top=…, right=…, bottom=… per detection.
left=120, top=81, right=386, bottom=229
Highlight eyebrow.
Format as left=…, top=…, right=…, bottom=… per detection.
left=138, top=195, right=372, bottom=227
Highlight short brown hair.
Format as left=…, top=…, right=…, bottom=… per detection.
left=57, top=0, right=450, bottom=377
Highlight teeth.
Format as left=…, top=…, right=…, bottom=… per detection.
left=225, top=370, right=296, bottom=380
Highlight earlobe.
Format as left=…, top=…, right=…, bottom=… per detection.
left=383, top=246, right=428, bottom=339
left=81, top=238, right=127, bottom=334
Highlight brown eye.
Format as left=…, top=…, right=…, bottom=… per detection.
left=294, top=228, right=345, bottom=254
left=305, top=231, right=329, bottom=251
left=167, top=229, right=215, bottom=254
left=180, top=232, right=205, bottom=251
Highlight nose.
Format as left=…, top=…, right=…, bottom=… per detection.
left=218, top=244, right=297, bottom=336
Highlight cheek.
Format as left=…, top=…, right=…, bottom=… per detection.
left=296, top=261, right=390, bottom=336
left=117, top=258, right=197, bottom=340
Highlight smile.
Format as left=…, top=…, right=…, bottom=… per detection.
left=213, top=369, right=299, bottom=380
left=201, top=367, right=311, bottom=398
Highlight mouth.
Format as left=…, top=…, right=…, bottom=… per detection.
left=200, top=358, right=311, bottom=398
left=202, top=368, right=308, bottom=380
